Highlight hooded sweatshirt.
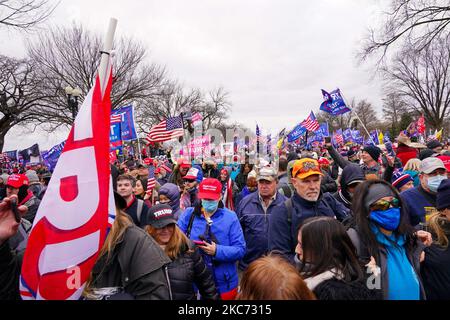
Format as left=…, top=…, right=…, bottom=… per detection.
left=158, top=183, right=183, bottom=220
left=333, top=164, right=365, bottom=210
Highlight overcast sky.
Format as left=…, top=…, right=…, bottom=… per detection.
left=1, top=0, right=389, bottom=151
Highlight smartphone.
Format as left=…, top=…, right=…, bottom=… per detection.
left=324, top=137, right=331, bottom=144
left=193, top=240, right=206, bottom=246
left=10, top=198, right=21, bottom=223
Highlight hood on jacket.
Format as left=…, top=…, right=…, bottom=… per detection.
left=340, top=164, right=366, bottom=201
left=159, top=183, right=181, bottom=212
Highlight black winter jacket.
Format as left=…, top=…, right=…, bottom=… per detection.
left=167, top=241, right=220, bottom=300
left=0, top=240, right=22, bottom=300
left=89, top=225, right=172, bottom=300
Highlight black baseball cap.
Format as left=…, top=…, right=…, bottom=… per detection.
left=146, top=204, right=177, bottom=228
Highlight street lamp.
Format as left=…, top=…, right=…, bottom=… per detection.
left=65, top=86, right=82, bottom=121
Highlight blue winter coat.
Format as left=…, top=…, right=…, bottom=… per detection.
left=178, top=207, right=246, bottom=295
left=268, top=192, right=349, bottom=262
left=237, top=191, right=287, bottom=270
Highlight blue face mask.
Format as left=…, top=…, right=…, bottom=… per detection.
left=427, top=175, right=447, bottom=193
left=202, top=200, right=219, bottom=213
left=369, top=208, right=401, bottom=231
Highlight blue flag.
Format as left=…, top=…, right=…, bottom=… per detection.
left=111, top=105, right=138, bottom=141
left=109, top=120, right=123, bottom=151
left=351, top=130, right=364, bottom=145
left=41, top=141, right=66, bottom=172
left=287, top=124, right=307, bottom=142
left=343, top=128, right=353, bottom=143
left=369, top=130, right=379, bottom=146
left=308, top=123, right=330, bottom=143
left=319, top=88, right=351, bottom=115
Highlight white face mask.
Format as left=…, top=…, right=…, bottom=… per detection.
left=427, top=175, right=447, bottom=192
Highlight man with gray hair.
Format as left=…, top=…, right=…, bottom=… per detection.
left=401, top=157, right=448, bottom=227
left=237, top=166, right=287, bottom=271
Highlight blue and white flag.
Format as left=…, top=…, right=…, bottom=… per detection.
left=41, top=141, right=66, bottom=172
left=319, top=88, right=351, bottom=115
left=343, top=128, right=353, bottom=143
left=111, top=104, right=138, bottom=141
left=287, top=124, right=307, bottom=142
left=351, top=130, right=364, bottom=145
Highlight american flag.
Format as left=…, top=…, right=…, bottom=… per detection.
left=111, top=113, right=122, bottom=123
left=146, top=164, right=156, bottom=195
left=301, top=111, right=320, bottom=132
left=146, top=116, right=184, bottom=143
left=334, top=131, right=344, bottom=145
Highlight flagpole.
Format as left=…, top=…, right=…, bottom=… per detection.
left=339, top=89, right=375, bottom=145
left=98, top=18, right=117, bottom=97
left=131, top=101, right=142, bottom=163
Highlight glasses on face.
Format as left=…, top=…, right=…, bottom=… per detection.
left=184, top=179, right=196, bottom=184
left=370, top=198, right=400, bottom=211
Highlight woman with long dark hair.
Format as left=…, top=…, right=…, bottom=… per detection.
left=296, top=216, right=380, bottom=300
left=348, top=179, right=431, bottom=300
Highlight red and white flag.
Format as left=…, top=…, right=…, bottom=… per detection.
left=20, top=66, right=114, bottom=300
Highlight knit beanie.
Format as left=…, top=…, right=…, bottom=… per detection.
left=436, top=179, right=450, bottom=211
left=363, top=145, right=381, bottom=162
left=391, top=170, right=413, bottom=191
left=25, top=170, right=40, bottom=184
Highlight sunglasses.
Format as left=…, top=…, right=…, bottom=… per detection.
left=370, top=198, right=400, bottom=211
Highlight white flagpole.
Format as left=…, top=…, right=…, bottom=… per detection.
left=98, top=18, right=118, bottom=97
left=338, top=89, right=376, bottom=145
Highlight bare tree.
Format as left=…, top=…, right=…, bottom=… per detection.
left=352, top=99, right=380, bottom=132
left=0, top=55, right=49, bottom=151
left=197, top=87, right=232, bottom=130
left=135, top=81, right=203, bottom=133
left=27, top=24, right=167, bottom=131
left=382, top=91, right=409, bottom=135
left=383, top=35, right=450, bottom=130
left=0, top=0, right=58, bottom=30
left=360, top=0, right=450, bottom=62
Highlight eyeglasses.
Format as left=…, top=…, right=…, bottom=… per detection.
left=184, top=179, right=196, bottom=184
left=370, top=198, right=400, bottom=211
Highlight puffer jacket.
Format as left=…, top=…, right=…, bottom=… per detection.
left=237, top=191, right=286, bottom=270
left=178, top=206, right=246, bottom=295
left=268, top=192, right=349, bottom=262
left=320, top=170, right=338, bottom=194
left=89, top=225, right=172, bottom=300
left=166, top=240, right=220, bottom=300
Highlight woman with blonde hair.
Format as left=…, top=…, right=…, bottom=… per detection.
left=83, top=192, right=172, bottom=300
left=236, top=253, right=315, bottom=300
left=146, top=204, right=219, bottom=300
left=421, top=179, right=450, bottom=299
left=404, top=158, right=422, bottom=187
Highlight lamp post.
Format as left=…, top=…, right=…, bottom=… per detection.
left=64, top=86, right=82, bottom=121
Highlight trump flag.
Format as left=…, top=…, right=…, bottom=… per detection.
left=20, top=67, right=114, bottom=300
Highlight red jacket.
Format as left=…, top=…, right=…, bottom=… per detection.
left=396, top=145, right=418, bottom=166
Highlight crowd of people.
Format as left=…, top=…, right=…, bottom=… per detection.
left=1, top=132, right=450, bottom=301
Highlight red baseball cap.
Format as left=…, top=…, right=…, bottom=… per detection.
left=6, top=174, right=29, bottom=189
left=318, top=157, right=330, bottom=166
left=198, top=178, right=222, bottom=200
left=177, top=158, right=191, bottom=169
